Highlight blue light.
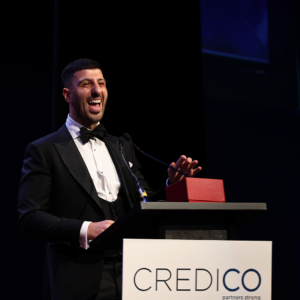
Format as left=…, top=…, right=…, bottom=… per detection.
left=201, top=0, right=269, bottom=63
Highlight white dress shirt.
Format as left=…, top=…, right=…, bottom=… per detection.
left=66, top=115, right=121, bottom=249
left=65, top=115, right=168, bottom=249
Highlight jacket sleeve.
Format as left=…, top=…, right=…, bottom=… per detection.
left=18, top=142, right=83, bottom=247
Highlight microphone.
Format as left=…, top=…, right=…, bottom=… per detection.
left=122, top=132, right=191, bottom=178
left=118, top=137, right=148, bottom=202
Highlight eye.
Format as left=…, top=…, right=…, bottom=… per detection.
left=81, top=81, right=90, bottom=87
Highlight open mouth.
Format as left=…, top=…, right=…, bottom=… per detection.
left=88, top=100, right=102, bottom=113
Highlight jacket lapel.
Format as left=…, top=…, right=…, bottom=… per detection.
left=104, top=135, right=135, bottom=208
left=53, top=124, right=103, bottom=210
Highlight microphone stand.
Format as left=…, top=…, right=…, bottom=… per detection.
left=118, top=137, right=149, bottom=202
left=122, top=133, right=191, bottom=178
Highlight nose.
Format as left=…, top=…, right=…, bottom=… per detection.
left=91, top=83, right=101, bottom=97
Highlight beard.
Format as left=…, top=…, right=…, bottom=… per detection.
left=71, top=96, right=107, bottom=128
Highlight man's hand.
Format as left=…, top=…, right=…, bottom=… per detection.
left=168, top=155, right=202, bottom=183
left=87, top=220, right=115, bottom=240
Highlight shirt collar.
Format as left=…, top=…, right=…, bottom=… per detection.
left=66, top=115, right=100, bottom=140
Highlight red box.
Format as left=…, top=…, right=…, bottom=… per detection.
left=165, top=178, right=225, bottom=202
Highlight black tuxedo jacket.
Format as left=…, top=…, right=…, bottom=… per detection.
left=18, top=124, right=161, bottom=300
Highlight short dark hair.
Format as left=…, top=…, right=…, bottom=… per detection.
left=61, top=58, right=103, bottom=87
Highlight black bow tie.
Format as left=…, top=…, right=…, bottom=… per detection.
left=79, top=124, right=108, bottom=144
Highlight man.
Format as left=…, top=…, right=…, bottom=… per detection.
left=18, top=58, right=201, bottom=300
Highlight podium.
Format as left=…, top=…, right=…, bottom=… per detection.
left=90, top=201, right=270, bottom=299
left=89, top=201, right=267, bottom=249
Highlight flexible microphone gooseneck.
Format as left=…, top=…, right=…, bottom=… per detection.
left=118, top=137, right=148, bottom=202
left=122, top=132, right=191, bottom=178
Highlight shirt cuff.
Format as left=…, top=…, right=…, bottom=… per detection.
left=79, top=221, right=92, bottom=250
left=166, top=178, right=172, bottom=187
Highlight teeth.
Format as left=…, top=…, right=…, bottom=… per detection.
left=89, top=100, right=101, bottom=104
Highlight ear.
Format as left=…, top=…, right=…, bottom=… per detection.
left=63, top=88, right=72, bottom=104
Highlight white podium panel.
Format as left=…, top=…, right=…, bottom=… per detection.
left=123, top=239, right=272, bottom=300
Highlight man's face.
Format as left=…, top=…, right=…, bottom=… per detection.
left=63, top=68, right=108, bottom=130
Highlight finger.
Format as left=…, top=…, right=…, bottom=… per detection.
left=168, top=162, right=177, bottom=173
left=189, top=160, right=199, bottom=169
left=176, top=157, right=193, bottom=172
left=176, top=155, right=187, bottom=165
left=168, top=162, right=176, bottom=168
left=102, top=220, right=114, bottom=224
left=186, top=157, right=193, bottom=164
left=102, top=220, right=114, bottom=225
left=175, top=155, right=188, bottom=168
left=104, top=221, right=115, bottom=230
left=192, top=166, right=202, bottom=176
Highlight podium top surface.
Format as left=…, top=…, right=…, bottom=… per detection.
left=137, top=202, right=267, bottom=211
left=89, top=201, right=267, bottom=249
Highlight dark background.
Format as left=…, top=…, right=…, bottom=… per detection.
left=3, top=0, right=299, bottom=298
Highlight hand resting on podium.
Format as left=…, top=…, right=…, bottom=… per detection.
left=87, top=220, right=115, bottom=240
